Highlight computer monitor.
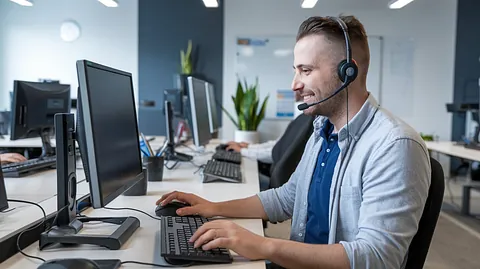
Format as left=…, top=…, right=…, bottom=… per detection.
left=76, top=60, right=144, bottom=208
left=187, top=76, right=211, bottom=148
left=158, top=101, right=193, bottom=162
left=38, top=60, right=142, bottom=250
left=164, top=89, right=183, bottom=117
left=0, top=165, right=8, bottom=212
left=10, top=80, right=71, bottom=157
left=205, top=82, right=219, bottom=134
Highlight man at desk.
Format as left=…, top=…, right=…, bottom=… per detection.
left=0, top=152, right=27, bottom=164
left=158, top=15, right=430, bottom=269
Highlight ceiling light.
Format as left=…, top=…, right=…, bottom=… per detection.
left=98, top=0, right=118, bottom=7
left=202, top=0, right=218, bottom=8
left=301, top=0, right=318, bottom=8
left=9, top=0, right=33, bottom=6
left=388, top=0, right=415, bottom=9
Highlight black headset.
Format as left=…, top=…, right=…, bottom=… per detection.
left=298, top=16, right=359, bottom=111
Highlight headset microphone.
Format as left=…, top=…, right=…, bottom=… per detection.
left=297, top=80, right=351, bottom=111
left=297, top=16, right=358, bottom=111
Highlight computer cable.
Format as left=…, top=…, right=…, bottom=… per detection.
left=45, top=204, right=70, bottom=233
left=103, top=207, right=161, bottom=221
left=120, top=260, right=194, bottom=267
left=7, top=199, right=47, bottom=263
left=164, top=160, right=180, bottom=170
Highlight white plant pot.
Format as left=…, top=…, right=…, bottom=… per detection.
left=234, top=130, right=259, bottom=144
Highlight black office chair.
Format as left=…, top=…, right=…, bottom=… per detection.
left=268, top=114, right=314, bottom=189
left=405, top=157, right=445, bottom=269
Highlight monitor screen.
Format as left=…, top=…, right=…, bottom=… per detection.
left=0, top=165, right=8, bottom=212
left=187, top=76, right=211, bottom=147
left=76, top=60, right=143, bottom=208
left=10, top=81, right=70, bottom=140
left=205, top=82, right=219, bottom=133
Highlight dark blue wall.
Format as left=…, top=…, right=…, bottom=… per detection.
left=138, top=0, right=224, bottom=136
left=452, top=0, right=480, bottom=142
left=450, top=0, right=480, bottom=174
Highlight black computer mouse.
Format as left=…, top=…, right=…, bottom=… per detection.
left=37, top=258, right=100, bottom=269
left=155, top=201, right=190, bottom=217
left=216, top=144, right=228, bottom=151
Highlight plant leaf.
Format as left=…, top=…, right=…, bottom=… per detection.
left=255, top=95, right=269, bottom=130
left=221, top=106, right=238, bottom=129
left=242, top=88, right=255, bottom=131
left=234, top=81, right=244, bottom=116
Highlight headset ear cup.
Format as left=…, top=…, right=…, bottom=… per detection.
left=338, top=60, right=358, bottom=83
left=338, top=60, right=349, bottom=82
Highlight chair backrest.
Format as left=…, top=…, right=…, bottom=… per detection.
left=269, top=114, right=314, bottom=189
left=406, top=157, right=445, bottom=269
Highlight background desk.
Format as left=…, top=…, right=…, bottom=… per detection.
left=425, top=141, right=480, bottom=215
left=4, top=161, right=86, bottom=204
left=0, top=142, right=265, bottom=269
left=0, top=137, right=55, bottom=149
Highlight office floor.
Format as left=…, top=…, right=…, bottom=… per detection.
left=264, top=177, right=480, bottom=268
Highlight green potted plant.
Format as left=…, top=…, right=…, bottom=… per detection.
left=174, top=40, right=195, bottom=93
left=223, top=77, right=269, bottom=144
left=180, top=39, right=193, bottom=75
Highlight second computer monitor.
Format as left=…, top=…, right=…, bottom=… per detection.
left=205, top=82, right=219, bottom=134
left=10, top=80, right=71, bottom=140
left=76, top=60, right=144, bottom=208
left=0, top=166, right=8, bottom=212
left=187, top=76, right=212, bottom=148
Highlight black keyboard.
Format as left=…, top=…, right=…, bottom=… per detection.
left=212, top=150, right=242, bottom=164
left=1, top=156, right=56, bottom=177
left=465, top=143, right=480, bottom=151
left=160, top=216, right=233, bottom=265
left=202, top=160, right=242, bottom=183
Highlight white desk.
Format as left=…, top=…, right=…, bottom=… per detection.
left=425, top=141, right=480, bottom=215
left=425, top=141, right=480, bottom=162
left=0, top=137, right=55, bottom=149
left=0, top=143, right=265, bottom=269
left=4, top=161, right=86, bottom=205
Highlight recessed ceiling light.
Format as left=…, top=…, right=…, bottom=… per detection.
left=202, top=0, right=219, bottom=8
left=98, top=0, right=118, bottom=7
left=388, top=0, right=415, bottom=9
left=301, top=0, right=318, bottom=9
left=9, top=0, right=33, bottom=7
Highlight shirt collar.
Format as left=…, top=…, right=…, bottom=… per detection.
left=313, top=93, right=380, bottom=143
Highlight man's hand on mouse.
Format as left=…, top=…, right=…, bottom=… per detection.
left=156, top=191, right=219, bottom=218
left=189, top=219, right=270, bottom=261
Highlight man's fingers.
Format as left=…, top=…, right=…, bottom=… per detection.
left=157, top=191, right=191, bottom=206
left=176, top=205, right=200, bottom=216
left=190, top=220, right=228, bottom=242
left=156, top=193, right=176, bottom=206
left=193, top=228, right=226, bottom=248
left=202, top=238, right=231, bottom=251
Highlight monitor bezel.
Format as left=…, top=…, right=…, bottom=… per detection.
left=76, top=60, right=144, bottom=208
left=187, top=76, right=211, bottom=148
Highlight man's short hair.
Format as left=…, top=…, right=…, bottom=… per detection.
left=296, top=15, right=370, bottom=79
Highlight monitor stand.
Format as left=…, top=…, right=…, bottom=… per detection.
left=39, top=113, right=139, bottom=251
left=163, top=142, right=193, bottom=162
left=39, top=128, right=55, bottom=158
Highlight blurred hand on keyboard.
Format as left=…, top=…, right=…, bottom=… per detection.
left=189, top=219, right=269, bottom=261
left=156, top=191, right=219, bottom=218
left=0, top=153, right=27, bottom=164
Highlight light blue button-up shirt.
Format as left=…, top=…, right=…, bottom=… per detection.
left=257, top=94, right=431, bottom=269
